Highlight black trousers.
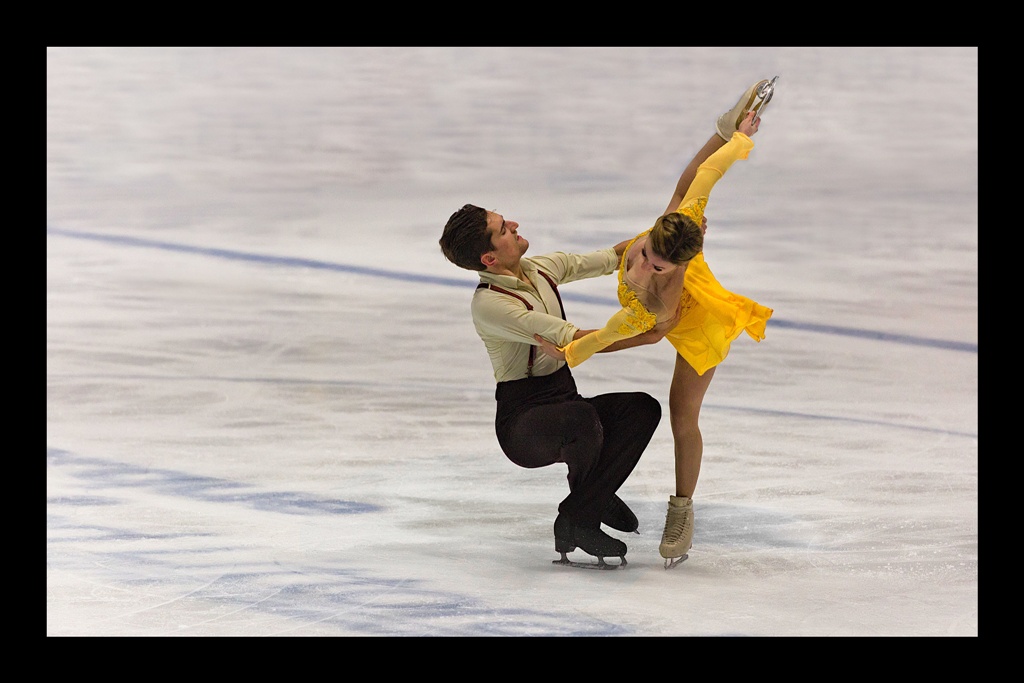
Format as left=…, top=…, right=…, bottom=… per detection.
left=494, top=365, right=661, bottom=528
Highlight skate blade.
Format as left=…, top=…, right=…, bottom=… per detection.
left=754, top=76, right=779, bottom=117
left=553, top=553, right=627, bottom=570
left=663, top=554, right=689, bottom=569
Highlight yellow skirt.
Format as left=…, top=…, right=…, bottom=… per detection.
left=664, top=252, right=773, bottom=376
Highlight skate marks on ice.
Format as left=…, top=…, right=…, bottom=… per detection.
left=645, top=500, right=978, bottom=581
left=46, top=448, right=381, bottom=516
left=47, top=447, right=634, bottom=636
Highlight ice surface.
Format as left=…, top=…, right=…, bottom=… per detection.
left=47, top=47, right=977, bottom=636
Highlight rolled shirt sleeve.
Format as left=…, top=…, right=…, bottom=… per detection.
left=471, top=248, right=618, bottom=382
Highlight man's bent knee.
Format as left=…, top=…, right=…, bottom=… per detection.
left=633, top=392, right=662, bottom=428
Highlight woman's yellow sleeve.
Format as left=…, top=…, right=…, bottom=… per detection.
left=561, top=305, right=656, bottom=368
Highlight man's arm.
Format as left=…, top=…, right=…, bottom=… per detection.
left=475, top=289, right=581, bottom=348
left=532, top=249, right=618, bottom=287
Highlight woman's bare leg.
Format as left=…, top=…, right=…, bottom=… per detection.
left=668, top=355, right=716, bottom=498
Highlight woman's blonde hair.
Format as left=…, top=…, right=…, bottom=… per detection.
left=648, top=213, right=703, bottom=265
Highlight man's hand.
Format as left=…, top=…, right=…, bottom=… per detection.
left=533, top=334, right=566, bottom=360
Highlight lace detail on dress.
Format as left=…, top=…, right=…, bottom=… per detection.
left=616, top=281, right=657, bottom=334
left=679, top=196, right=707, bottom=225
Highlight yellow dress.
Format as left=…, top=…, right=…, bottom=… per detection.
left=561, top=132, right=773, bottom=375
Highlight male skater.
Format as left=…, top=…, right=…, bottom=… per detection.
left=439, top=206, right=663, bottom=568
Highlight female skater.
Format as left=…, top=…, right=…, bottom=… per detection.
left=535, top=81, right=775, bottom=567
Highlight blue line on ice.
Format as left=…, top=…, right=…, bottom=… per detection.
left=47, top=227, right=977, bottom=354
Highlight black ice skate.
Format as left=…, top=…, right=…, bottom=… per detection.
left=553, top=514, right=627, bottom=570
left=602, top=494, right=639, bottom=534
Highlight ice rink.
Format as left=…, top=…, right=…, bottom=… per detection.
left=46, top=47, right=978, bottom=636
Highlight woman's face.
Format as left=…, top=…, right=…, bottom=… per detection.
left=638, top=240, right=681, bottom=277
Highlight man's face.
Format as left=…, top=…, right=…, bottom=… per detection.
left=483, top=211, right=528, bottom=270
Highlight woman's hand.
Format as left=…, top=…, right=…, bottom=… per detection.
left=533, top=334, right=566, bottom=360
left=738, top=109, right=760, bottom=136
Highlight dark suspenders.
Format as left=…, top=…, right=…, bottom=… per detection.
left=477, top=270, right=565, bottom=378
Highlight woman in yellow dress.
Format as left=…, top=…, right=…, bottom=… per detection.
left=535, top=85, right=774, bottom=567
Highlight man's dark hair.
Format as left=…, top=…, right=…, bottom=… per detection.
left=439, top=204, right=490, bottom=271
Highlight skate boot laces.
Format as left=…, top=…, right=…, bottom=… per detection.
left=662, top=504, right=691, bottom=543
